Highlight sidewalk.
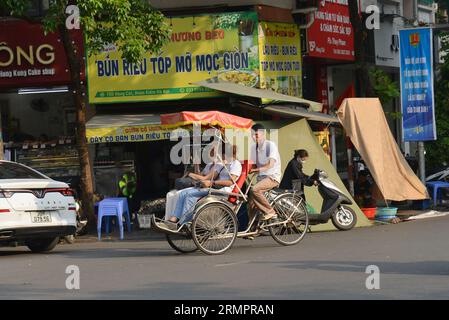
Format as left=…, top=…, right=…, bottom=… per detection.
left=74, top=227, right=164, bottom=243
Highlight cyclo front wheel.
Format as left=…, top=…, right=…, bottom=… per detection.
left=269, top=193, right=309, bottom=246
left=166, top=230, right=198, bottom=254
left=191, top=203, right=238, bottom=255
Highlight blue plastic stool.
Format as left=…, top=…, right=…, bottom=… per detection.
left=426, top=181, right=449, bottom=207
left=97, top=198, right=131, bottom=240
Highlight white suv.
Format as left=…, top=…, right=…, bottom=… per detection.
left=0, top=161, right=77, bottom=253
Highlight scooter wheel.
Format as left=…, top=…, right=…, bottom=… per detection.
left=332, top=206, right=357, bottom=231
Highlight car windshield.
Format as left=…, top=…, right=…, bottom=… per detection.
left=0, top=162, right=46, bottom=179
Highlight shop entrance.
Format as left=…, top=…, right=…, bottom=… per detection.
left=93, top=139, right=182, bottom=206
left=134, top=140, right=172, bottom=199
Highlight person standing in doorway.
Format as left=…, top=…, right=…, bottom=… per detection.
left=248, top=123, right=282, bottom=221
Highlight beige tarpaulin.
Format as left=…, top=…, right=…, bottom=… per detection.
left=337, top=98, right=428, bottom=201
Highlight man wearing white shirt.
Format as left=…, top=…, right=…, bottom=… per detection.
left=249, top=123, right=281, bottom=221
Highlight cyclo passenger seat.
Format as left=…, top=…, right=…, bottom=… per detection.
left=228, top=160, right=253, bottom=204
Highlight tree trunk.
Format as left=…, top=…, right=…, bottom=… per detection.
left=58, top=25, right=96, bottom=227
left=348, top=0, right=373, bottom=97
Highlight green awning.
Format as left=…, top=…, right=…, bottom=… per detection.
left=194, top=79, right=323, bottom=111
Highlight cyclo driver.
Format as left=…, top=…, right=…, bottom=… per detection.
left=248, top=123, right=282, bottom=222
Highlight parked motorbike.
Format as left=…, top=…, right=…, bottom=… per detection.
left=306, top=169, right=357, bottom=231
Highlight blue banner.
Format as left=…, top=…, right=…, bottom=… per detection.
left=400, top=28, right=436, bottom=141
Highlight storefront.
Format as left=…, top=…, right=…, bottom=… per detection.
left=85, top=6, right=310, bottom=203
left=0, top=19, right=85, bottom=188
left=86, top=114, right=177, bottom=202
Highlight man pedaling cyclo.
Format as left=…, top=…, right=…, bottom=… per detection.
left=248, top=123, right=282, bottom=225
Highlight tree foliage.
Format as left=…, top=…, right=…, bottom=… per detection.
left=369, top=67, right=400, bottom=105
left=1, top=0, right=170, bottom=63
left=426, top=32, right=449, bottom=169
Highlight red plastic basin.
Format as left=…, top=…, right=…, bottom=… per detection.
left=361, top=207, right=377, bottom=220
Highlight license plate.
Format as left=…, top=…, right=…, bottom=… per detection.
left=31, top=212, right=52, bottom=223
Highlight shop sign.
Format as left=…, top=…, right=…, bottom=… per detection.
left=258, top=22, right=302, bottom=98
left=86, top=124, right=174, bottom=144
left=87, top=11, right=260, bottom=103
left=306, top=0, right=354, bottom=61
left=0, top=20, right=84, bottom=88
left=400, top=28, right=436, bottom=141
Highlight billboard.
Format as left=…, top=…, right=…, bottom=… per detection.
left=258, top=22, right=302, bottom=97
left=306, top=0, right=355, bottom=61
left=86, top=11, right=260, bottom=103
left=399, top=28, right=436, bottom=141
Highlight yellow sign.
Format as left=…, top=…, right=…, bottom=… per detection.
left=258, top=22, right=302, bottom=97
left=87, top=12, right=259, bottom=104
left=86, top=124, right=173, bottom=144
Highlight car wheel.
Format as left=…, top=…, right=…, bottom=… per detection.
left=25, top=237, right=59, bottom=253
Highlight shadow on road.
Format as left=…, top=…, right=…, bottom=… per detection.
left=260, top=260, right=449, bottom=277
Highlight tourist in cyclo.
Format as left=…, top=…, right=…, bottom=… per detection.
left=159, top=143, right=242, bottom=231
left=164, top=145, right=222, bottom=220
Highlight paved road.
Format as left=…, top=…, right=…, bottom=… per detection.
left=1, top=216, right=449, bottom=299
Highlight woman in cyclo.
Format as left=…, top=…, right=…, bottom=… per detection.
left=165, top=145, right=222, bottom=219
left=158, top=143, right=242, bottom=231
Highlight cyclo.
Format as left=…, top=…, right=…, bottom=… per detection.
left=151, top=159, right=309, bottom=255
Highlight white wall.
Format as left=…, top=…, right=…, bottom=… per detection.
left=374, top=2, right=403, bottom=67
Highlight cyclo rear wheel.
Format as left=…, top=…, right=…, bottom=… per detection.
left=269, top=193, right=309, bottom=246
left=191, top=203, right=237, bottom=255
left=166, top=228, right=198, bottom=254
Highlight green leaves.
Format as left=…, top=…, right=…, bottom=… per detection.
left=3, top=0, right=170, bottom=64
left=0, top=0, right=30, bottom=17
left=369, top=67, right=400, bottom=105
left=78, top=0, right=170, bottom=63
left=426, top=31, right=449, bottom=169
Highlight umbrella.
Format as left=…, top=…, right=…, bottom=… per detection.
left=160, top=110, right=253, bottom=130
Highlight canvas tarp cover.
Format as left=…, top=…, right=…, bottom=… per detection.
left=337, top=98, right=428, bottom=201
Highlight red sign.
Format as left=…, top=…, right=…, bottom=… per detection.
left=0, top=20, right=84, bottom=89
left=306, top=0, right=355, bottom=61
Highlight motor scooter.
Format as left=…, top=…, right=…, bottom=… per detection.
left=305, top=169, right=357, bottom=231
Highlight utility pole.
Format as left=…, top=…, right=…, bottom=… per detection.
left=418, top=142, right=426, bottom=182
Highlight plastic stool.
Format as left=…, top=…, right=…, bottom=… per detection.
left=426, top=181, right=449, bottom=207
left=97, top=198, right=131, bottom=240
